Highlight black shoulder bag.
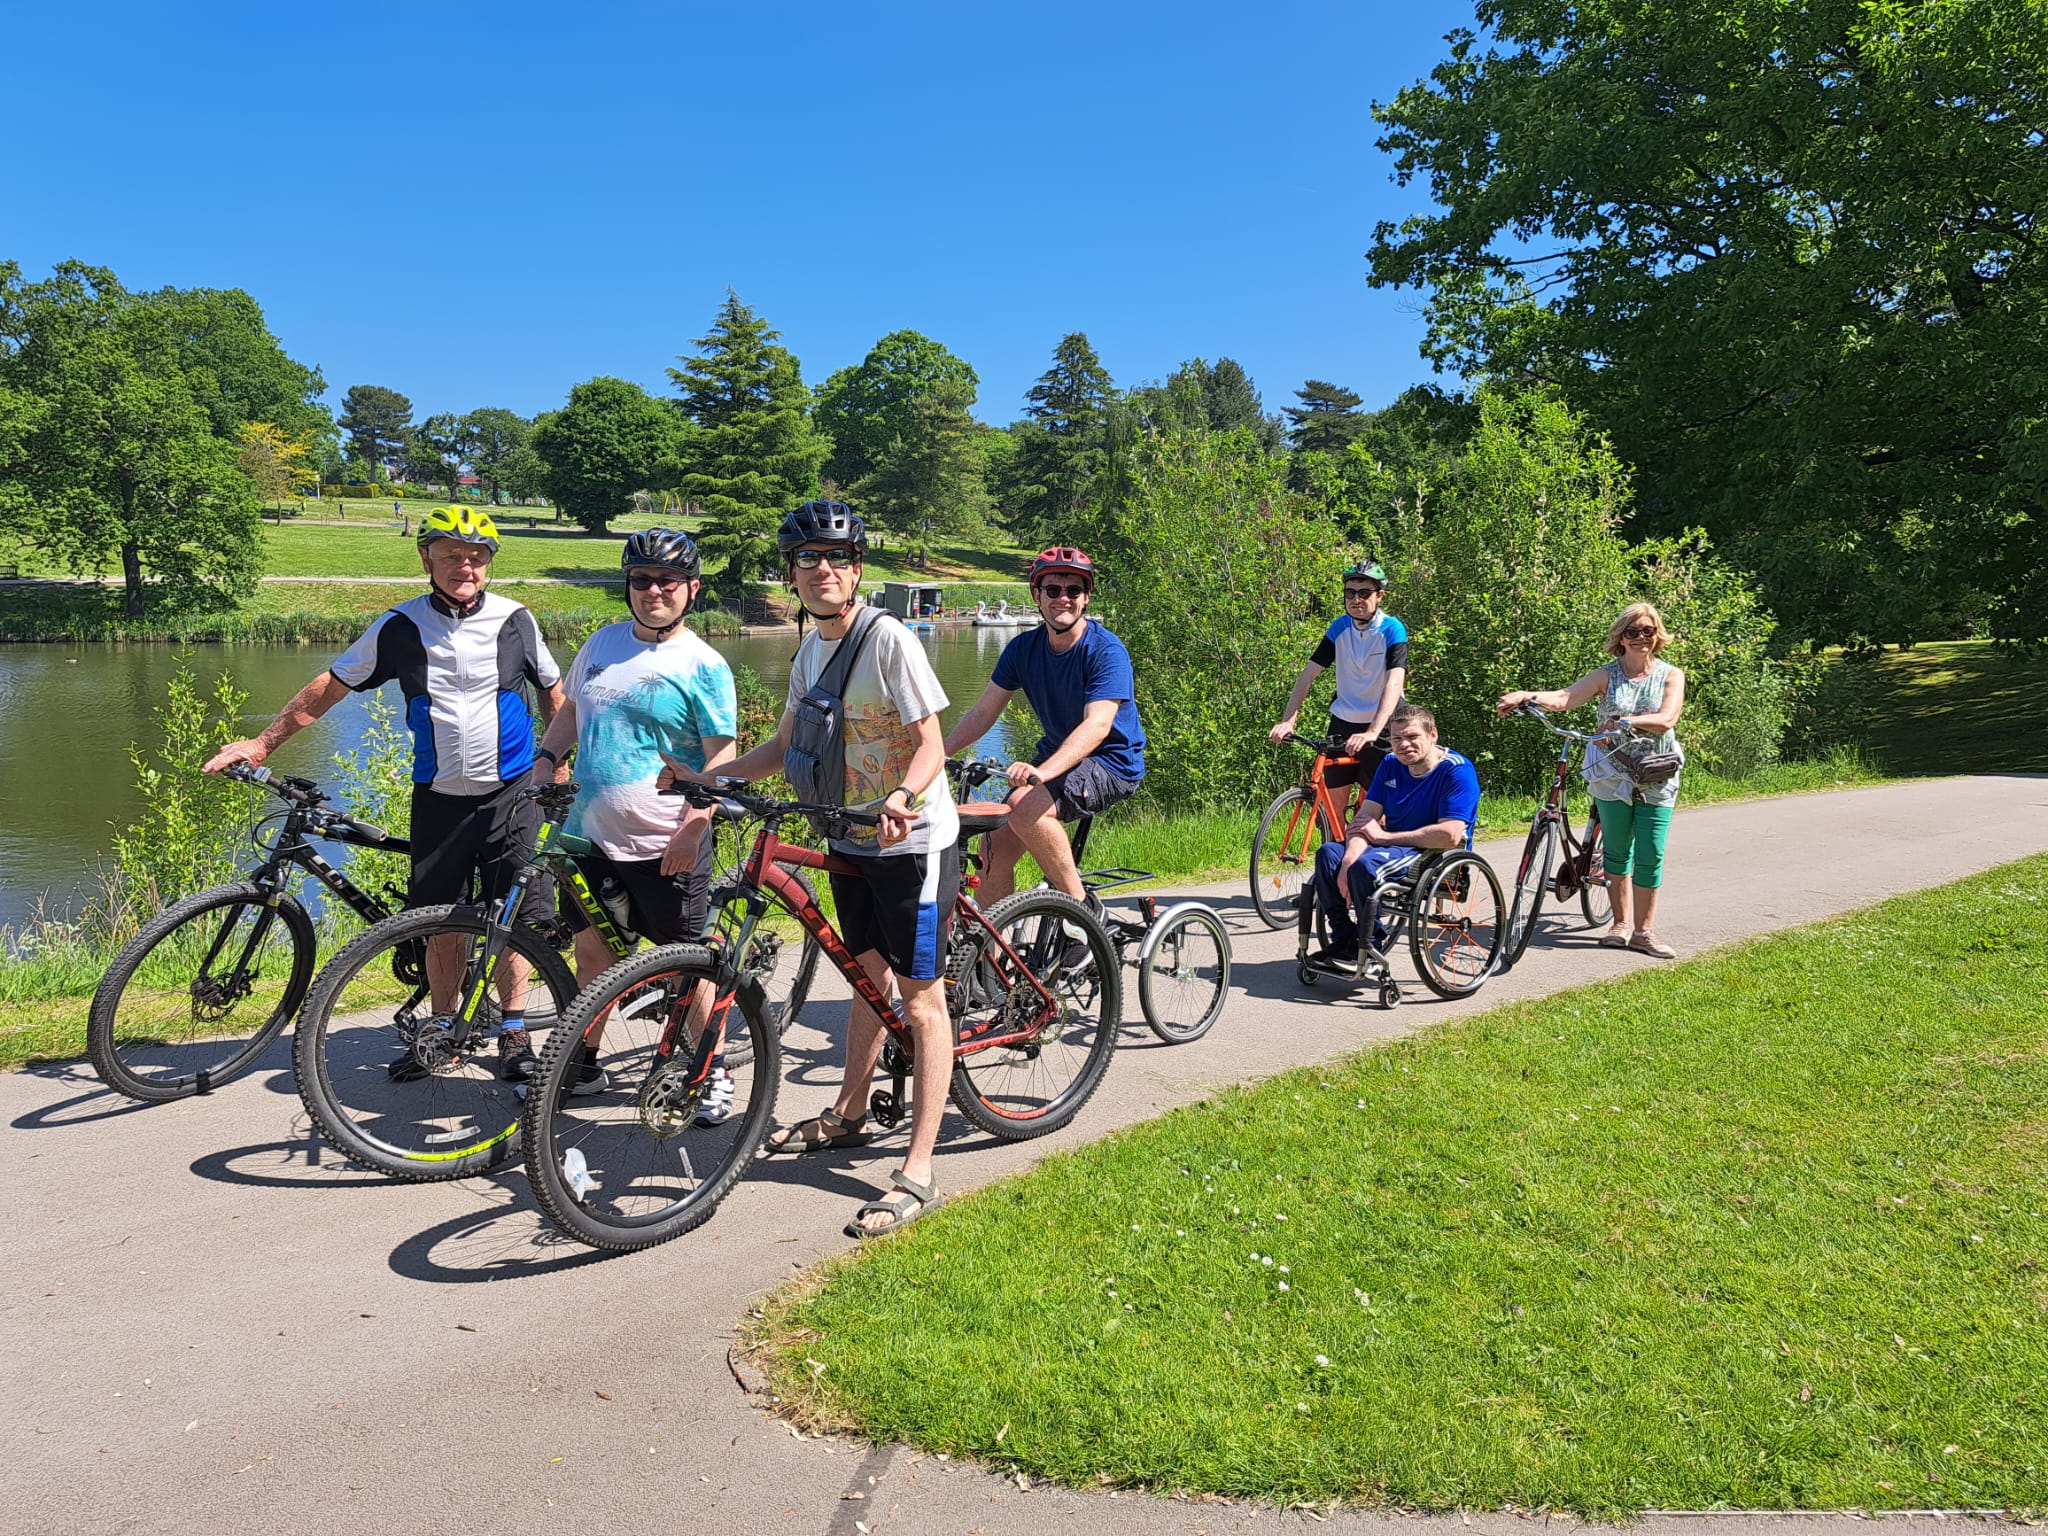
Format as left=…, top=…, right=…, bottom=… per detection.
left=784, top=604, right=883, bottom=812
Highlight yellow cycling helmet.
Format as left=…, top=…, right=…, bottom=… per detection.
left=416, top=505, right=501, bottom=553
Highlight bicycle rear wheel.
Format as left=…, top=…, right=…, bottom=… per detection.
left=294, top=904, right=575, bottom=1181
left=1138, top=902, right=1232, bottom=1044
left=1579, top=814, right=1616, bottom=928
left=524, top=945, right=777, bottom=1251
left=707, top=868, right=821, bottom=1066
left=87, top=883, right=316, bottom=1102
left=1501, top=819, right=1558, bottom=971
left=1250, top=788, right=1317, bottom=929
left=947, top=889, right=1121, bottom=1140
left=1408, top=852, right=1505, bottom=999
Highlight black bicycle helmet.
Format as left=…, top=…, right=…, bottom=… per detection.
left=621, top=526, right=701, bottom=579
left=777, top=500, right=868, bottom=557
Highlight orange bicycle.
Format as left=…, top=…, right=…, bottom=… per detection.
left=1249, top=732, right=1376, bottom=928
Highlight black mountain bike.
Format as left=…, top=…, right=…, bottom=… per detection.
left=86, top=764, right=411, bottom=1103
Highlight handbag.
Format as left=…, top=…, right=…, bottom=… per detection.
left=1612, top=741, right=1683, bottom=784
left=784, top=604, right=883, bottom=814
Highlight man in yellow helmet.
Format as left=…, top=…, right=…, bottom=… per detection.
left=206, top=508, right=567, bottom=1079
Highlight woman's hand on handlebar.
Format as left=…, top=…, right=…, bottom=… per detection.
left=1497, top=690, right=1535, bottom=718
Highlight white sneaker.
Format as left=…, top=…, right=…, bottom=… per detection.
left=695, top=1067, right=735, bottom=1126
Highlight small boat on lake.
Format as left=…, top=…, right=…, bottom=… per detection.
left=971, top=599, right=1036, bottom=628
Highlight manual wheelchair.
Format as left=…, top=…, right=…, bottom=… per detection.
left=1293, top=842, right=1505, bottom=1009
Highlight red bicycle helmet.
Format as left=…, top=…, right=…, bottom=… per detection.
left=1030, top=545, right=1096, bottom=587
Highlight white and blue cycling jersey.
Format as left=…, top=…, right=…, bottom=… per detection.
left=1310, top=611, right=1409, bottom=723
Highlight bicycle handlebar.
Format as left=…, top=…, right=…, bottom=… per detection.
left=661, top=776, right=882, bottom=830
left=222, top=762, right=326, bottom=806
left=1514, top=702, right=1627, bottom=745
left=1283, top=731, right=1376, bottom=757
left=946, top=755, right=1003, bottom=792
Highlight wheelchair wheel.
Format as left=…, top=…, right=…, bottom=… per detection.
left=1407, top=851, right=1505, bottom=999
left=1137, top=902, right=1231, bottom=1044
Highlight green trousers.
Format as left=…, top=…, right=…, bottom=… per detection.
left=1592, top=796, right=1673, bottom=891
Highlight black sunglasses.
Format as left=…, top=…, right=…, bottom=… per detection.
left=791, top=548, right=859, bottom=570
left=1036, top=582, right=1089, bottom=600
left=627, top=572, right=689, bottom=592
left=1621, top=624, right=1658, bottom=640
left=1343, top=585, right=1383, bottom=600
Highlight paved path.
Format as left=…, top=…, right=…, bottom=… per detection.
left=6, top=778, right=2046, bottom=1536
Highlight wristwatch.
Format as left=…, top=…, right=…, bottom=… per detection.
left=534, top=746, right=561, bottom=767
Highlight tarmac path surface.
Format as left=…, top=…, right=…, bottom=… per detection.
left=6, top=777, right=2045, bottom=1536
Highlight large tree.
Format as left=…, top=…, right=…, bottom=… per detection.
left=1369, top=0, right=2048, bottom=645
left=0, top=262, right=260, bottom=616
left=668, top=291, right=828, bottom=602
left=1283, top=380, right=1368, bottom=456
left=530, top=377, right=683, bottom=533
left=1136, top=357, right=1283, bottom=449
left=338, top=384, right=414, bottom=477
left=814, top=329, right=979, bottom=487
left=1003, top=332, right=1115, bottom=544
left=408, top=412, right=467, bottom=500
left=851, top=378, right=994, bottom=564
left=149, top=285, right=331, bottom=445
left=459, top=407, right=531, bottom=504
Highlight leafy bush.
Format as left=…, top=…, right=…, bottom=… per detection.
left=1091, top=429, right=1346, bottom=809
left=1361, top=388, right=1788, bottom=796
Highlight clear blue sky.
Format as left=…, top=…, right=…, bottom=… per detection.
left=4, top=1, right=1471, bottom=427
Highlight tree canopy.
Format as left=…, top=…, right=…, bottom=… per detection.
left=338, top=385, right=414, bottom=479
left=852, top=377, right=994, bottom=564
left=1002, top=332, right=1115, bottom=545
left=668, top=291, right=827, bottom=601
left=530, top=377, right=683, bottom=534
left=1369, top=0, right=2048, bottom=645
left=0, top=261, right=260, bottom=615
left=815, top=330, right=979, bottom=488
left=1283, top=380, right=1369, bottom=456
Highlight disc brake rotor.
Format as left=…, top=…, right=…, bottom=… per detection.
left=636, top=1059, right=701, bottom=1139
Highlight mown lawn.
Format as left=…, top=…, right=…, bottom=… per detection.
left=757, top=855, right=2048, bottom=1515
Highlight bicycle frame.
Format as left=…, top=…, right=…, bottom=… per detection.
left=1517, top=723, right=1606, bottom=900
left=1273, top=740, right=1365, bottom=869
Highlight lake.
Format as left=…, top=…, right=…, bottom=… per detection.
left=0, top=622, right=1032, bottom=930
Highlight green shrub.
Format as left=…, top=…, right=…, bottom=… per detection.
left=1092, top=430, right=1346, bottom=809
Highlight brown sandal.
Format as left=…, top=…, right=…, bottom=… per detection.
left=763, top=1105, right=869, bottom=1155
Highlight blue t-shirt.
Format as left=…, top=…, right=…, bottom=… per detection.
left=990, top=620, right=1147, bottom=783
left=1363, top=748, right=1480, bottom=841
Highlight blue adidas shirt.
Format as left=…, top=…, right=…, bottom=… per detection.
left=1363, top=748, right=1480, bottom=839
left=990, top=620, right=1147, bottom=783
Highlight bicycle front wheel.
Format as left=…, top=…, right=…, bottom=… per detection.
left=948, top=889, right=1121, bottom=1140
left=1138, top=902, right=1232, bottom=1044
left=524, top=945, right=777, bottom=1251
left=1250, top=788, right=1317, bottom=929
left=1408, top=851, right=1506, bottom=999
left=1579, top=814, right=1616, bottom=928
left=294, top=904, right=575, bottom=1180
left=87, top=883, right=316, bottom=1102
left=1501, top=819, right=1558, bottom=971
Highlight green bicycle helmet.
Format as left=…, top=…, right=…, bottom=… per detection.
left=1344, top=559, right=1386, bottom=586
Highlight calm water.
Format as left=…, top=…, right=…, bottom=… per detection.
left=0, top=623, right=1027, bottom=929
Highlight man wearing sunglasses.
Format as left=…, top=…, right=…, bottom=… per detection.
left=721, top=501, right=959, bottom=1238
left=1269, top=559, right=1408, bottom=797
left=943, top=544, right=1147, bottom=907
left=204, top=506, right=564, bottom=1081
left=525, top=527, right=737, bottom=1100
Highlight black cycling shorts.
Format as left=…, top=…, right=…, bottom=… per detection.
left=828, top=843, right=961, bottom=982
left=1321, top=715, right=1387, bottom=791
left=407, top=779, right=546, bottom=910
left=558, top=838, right=716, bottom=947
left=1037, top=756, right=1142, bottom=823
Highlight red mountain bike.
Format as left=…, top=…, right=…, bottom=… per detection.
left=521, top=769, right=1122, bottom=1252
left=1500, top=704, right=1621, bottom=970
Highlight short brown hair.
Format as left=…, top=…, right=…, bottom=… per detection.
left=1388, top=702, right=1437, bottom=735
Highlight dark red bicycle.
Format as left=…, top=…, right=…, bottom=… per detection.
left=520, top=767, right=1122, bottom=1252
left=1500, top=704, right=1622, bottom=970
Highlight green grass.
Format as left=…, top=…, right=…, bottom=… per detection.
left=1795, top=641, right=2048, bottom=776
left=757, top=855, right=2048, bottom=1515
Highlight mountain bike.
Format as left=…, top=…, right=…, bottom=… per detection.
left=1249, top=732, right=1374, bottom=928
left=292, top=777, right=823, bottom=1181
left=86, top=764, right=410, bottom=1103
left=1499, top=704, right=1621, bottom=970
left=522, top=771, right=1122, bottom=1252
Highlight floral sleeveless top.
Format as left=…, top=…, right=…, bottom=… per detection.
left=1582, top=658, right=1683, bottom=807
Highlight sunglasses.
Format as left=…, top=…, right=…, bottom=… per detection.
left=1343, top=586, right=1382, bottom=600
left=1036, top=582, right=1089, bottom=600
left=1621, top=624, right=1658, bottom=640
left=627, top=573, right=689, bottom=592
left=791, top=548, right=859, bottom=570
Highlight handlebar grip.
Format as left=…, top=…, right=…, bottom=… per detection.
left=341, top=816, right=390, bottom=844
